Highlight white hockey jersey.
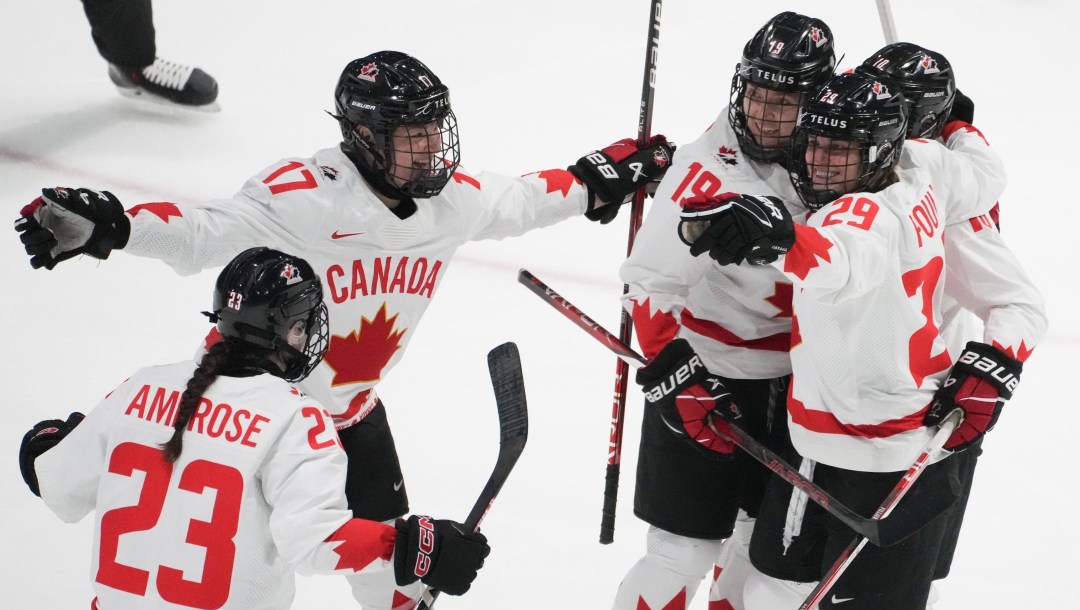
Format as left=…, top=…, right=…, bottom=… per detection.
left=774, top=125, right=1007, bottom=472
left=621, top=111, right=810, bottom=379
left=35, top=361, right=397, bottom=610
left=121, top=147, right=589, bottom=427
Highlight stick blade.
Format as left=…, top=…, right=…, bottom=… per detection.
left=488, top=342, right=528, bottom=444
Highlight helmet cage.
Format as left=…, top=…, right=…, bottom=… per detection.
left=790, top=75, right=908, bottom=209
left=728, top=12, right=837, bottom=162
left=335, top=53, right=461, bottom=199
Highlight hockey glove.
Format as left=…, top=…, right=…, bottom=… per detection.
left=637, top=339, right=743, bottom=458
left=393, top=515, right=490, bottom=596
left=19, top=412, right=85, bottom=497
left=571, top=135, right=675, bottom=223
left=15, top=187, right=130, bottom=269
left=678, top=193, right=794, bottom=266
left=948, top=89, right=974, bottom=125
left=925, top=341, right=1022, bottom=452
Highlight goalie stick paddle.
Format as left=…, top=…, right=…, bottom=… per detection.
left=418, top=342, right=529, bottom=610
left=602, top=0, right=663, bottom=546
left=518, top=268, right=958, bottom=548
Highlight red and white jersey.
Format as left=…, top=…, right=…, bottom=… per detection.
left=621, top=112, right=809, bottom=378
left=940, top=207, right=1046, bottom=359
left=774, top=129, right=1005, bottom=472
left=121, top=147, right=588, bottom=427
left=35, top=361, right=397, bottom=610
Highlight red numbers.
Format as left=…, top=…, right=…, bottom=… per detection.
left=821, top=196, right=879, bottom=230
left=262, top=161, right=318, bottom=195
left=902, top=257, right=951, bottom=387
left=670, top=162, right=723, bottom=205
left=97, top=443, right=172, bottom=595
left=96, top=444, right=244, bottom=608
left=302, top=406, right=342, bottom=451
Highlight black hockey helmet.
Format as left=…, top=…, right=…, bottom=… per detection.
left=857, top=43, right=955, bottom=139
left=334, top=51, right=460, bottom=199
left=790, top=72, right=909, bottom=209
left=729, top=12, right=837, bottom=162
left=210, top=247, right=329, bottom=382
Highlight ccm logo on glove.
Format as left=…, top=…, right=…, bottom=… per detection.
left=413, top=515, right=436, bottom=577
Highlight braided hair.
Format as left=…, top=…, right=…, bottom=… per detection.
left=160, top=341, right=232, bottom=463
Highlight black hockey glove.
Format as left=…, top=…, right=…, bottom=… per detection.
left=15, top=187, right=130, bottom=269
left=678, top=193, right=795, bottom=266
left=925, top=341, right=1022, bottom=452
left=637, top=339, right=743, bottom=458
left=393, top=515, right=490, bottom=596
left=571, top=135, right=675, bottom=223
left=19, top=412, right=85, bottom=497
left=948, top=89, right=974, bottom=125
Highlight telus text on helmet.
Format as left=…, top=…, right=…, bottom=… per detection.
left=754, top=68, right=796, bottom=85
left=805, top=114, right=847, bottom=129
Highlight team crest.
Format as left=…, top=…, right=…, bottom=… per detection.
left=714, top=145, right=738, bottom=166
left=358, top=62, right=379, bottom=82
left=320, top=165, right=339, bottom=181
left=281, top=264, right=303, bottom=285
left=652, top=147, right=671, bottom=168
left=871, top=80, right=892, bottom=100
left=915, top=54, right=941, bottom=75
left=810, top=27, right=829, bottom=48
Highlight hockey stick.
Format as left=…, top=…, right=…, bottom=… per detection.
left=875, top=0, right=899, bottom=44
left=798, top=409, right=961, bottom=610
left=519, top=268, right=957, bottom=547
left=418, top=342, right=529, bottom=610
left=601, top=0, right=663, bottom=546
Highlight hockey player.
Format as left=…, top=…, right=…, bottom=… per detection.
left=14, top=50, right=673, bottom=609
left=857, top=42, right=1047, bottom=603
left=674, top=71, right=1015, bottom=609
left=18, top=247, right=489, bottom=610
left=613, top=12, right=835, bottom=610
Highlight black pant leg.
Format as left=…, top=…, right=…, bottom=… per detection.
left=81, top=0, right=156, bottom=68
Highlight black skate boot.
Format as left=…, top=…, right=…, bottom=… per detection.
left=109, top=58, right=219, bottom=110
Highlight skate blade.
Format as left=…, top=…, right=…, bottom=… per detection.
left=114, top=85, right=221, bottom=113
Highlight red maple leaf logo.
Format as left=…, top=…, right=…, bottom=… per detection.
left=783, top=225, right=834, bottom=280
left=325, top=518, right=395, bottom=572
left=764, top=282, right=794, bottom=319
left=529, top=168, right=580, bottom=197
left=323, top=303, right=407, bottom=386
left=127, top=202, right=182, bottom=223
left=637, top=587, right=687, bottom=610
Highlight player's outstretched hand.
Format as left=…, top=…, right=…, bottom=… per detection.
left=678, top=192, right=794, bottom=266
left=394, top=515, right=490, bottom=596
left=15, top=187, right=130, bottom=269
left=637, top=339, right=742, bottom=458
left=19, top=412, right=85, bottom=496
left=925, top=341, right=1022, bottom=451
left=571, top=135, right=675, bottom=223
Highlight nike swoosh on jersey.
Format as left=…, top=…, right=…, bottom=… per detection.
left=393, top=480, right=404, bottom=491
left=331, top=230, right=366, bottom=239
left=831, top=595, right=855, bottom=604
